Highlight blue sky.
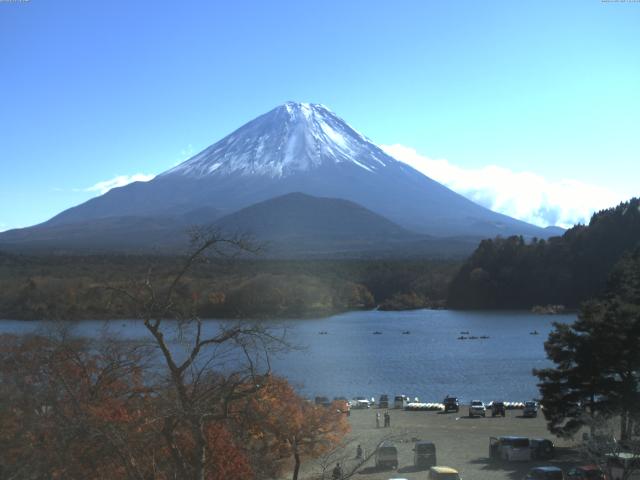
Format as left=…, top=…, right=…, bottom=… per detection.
left=1, top=0, right=639, bottom=230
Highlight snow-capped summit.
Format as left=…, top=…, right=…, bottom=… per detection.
left=162, top=102, right=393, bottom=178
left=4, top=101, right=558, bottom=252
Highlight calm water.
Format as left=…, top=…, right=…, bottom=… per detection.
left=0, top=309, right=574, bottom=403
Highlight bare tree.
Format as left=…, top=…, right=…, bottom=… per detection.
left=109, top=229, right=289, bottom=480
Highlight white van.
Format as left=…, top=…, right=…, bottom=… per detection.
left=394, top=395, right=409, bottom=409
left=489, top=436, right=531, bottom=462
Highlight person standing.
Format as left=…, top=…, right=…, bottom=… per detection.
left=332, top=462, right=343, bottom=480
left=356, top=444, right=363, bottom=459
left=376, top=411, right=381, bottom=428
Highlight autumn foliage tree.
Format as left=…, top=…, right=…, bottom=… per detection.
left=236, top=376, right=351, bottom=479
left=0, top=332, right=156, bottom=479
left=0, top=334, right=348, bottom=479
left=0, top=229, right=350, bottom=479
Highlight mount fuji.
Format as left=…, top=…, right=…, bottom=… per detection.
left=0, top=102, right=557, bottom=255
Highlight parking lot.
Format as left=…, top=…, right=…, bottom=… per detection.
left=304, top=405, right=583, bottom=480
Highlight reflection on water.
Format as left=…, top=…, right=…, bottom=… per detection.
left=0, top=309, right=574, bottom=403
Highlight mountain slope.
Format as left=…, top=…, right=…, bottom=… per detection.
left=0, top=102, right=556, bottom=254
left=213, top=192, right=420, bottom=256
left=41, top=103, right=551, bottom=236
left=215, top=192, right=412, bottom=240
left=0, top=193, right=480, bottom=258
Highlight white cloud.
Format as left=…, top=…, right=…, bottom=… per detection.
left=84, top=173, right=156, bottom=195
left=381, top=144, right=627, bottom=229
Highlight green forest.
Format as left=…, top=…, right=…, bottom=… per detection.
left=448, top=198, right=640, bottom=309
left=0, top=253, right=458, bottom=320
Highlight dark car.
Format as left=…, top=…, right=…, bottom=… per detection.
left=375, top=441, right=398, bottom=470
left=525, top=466, right=564, bottom=480
left=531, top=438, right=555, bottom=460
left=491, top=401, right=506, bottom=417
left=443, top=396, right=459, bottom=413
left=314, top=396, right=331, bottom=407
left=379, top=394, right=389, bottom=409
left=413, top=441, right=437, bottom=469
left=566, top=465, right=606, bottom=480
left=523, top=401, right=539, bottom=418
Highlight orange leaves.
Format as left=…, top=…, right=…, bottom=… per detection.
left=204, top=423, right=254, bottom=479
left=0, top=334, right=155, bottom=479
left=235, top=376, right=350, bottom=474
left=0, top=335, right=348, bottom=479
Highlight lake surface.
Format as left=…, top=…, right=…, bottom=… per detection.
left=0, top=309, right=574, bottom=403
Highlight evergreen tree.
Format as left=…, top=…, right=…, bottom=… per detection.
left=449, top=197, right=640, bottom=309
left=534, top=248, right=640, bottom=440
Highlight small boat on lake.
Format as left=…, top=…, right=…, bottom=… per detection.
left=460, top=331, right=470, bottom=335
left=457, top=336, right=467, bottom=340
left=529, top=330, right=539, bottom=335
left=372, top=331, right=382, bottom=335
left=402, top=331, right=411, bottom=335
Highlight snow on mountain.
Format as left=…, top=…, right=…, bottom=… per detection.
left=1, top=101, right=560, bottom=252
left=161, top=102, right=392, bottom=178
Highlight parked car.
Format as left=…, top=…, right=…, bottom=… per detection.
left=566, top=465, right=607, bottom=479
left=605, top=452, right=640, bottom=480
left=491, top=401, right=506, bottom=417
left=489, top=436, right=532, bottom=462
left=428, top=466, right=461, bottom=480
left=530, top=438, right=555, bottom=460
left=375, top=441, right=399, bottom=470
left=469, top=400, right=486, bottom=417
left=525, top=466, right=564, bottom=480
left=584, top=433, right=618, bottom=455
left=394, top=395, right=409, bottom=409
left=352, top=397, right=371, bottom=409
left=443, top=396, right=460, bottom=413
left=314, top=396, right=331, bottom=407
left=523, top=401, right=539, bottom=418
left=413, top=441, right=437, bottom=469
left=379, top=394, right=389, bottom=409
left=333, top=397, right=350, bottom=415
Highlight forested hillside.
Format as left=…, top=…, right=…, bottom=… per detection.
left=448, top=198, right=640, bottom=309
left=0, top=253, right=458, bottom=320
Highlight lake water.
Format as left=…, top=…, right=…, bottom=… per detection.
left=0, top=309, right=574, bottom=404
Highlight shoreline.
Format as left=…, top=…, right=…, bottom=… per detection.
left=0, top=305, right=580, bottom=323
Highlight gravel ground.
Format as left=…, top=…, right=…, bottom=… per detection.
left=303, top=406, right=584, bottom=480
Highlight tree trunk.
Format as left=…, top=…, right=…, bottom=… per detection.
left=621, top=410, right=629, bottom=442
left=194, top=418, right=207, bottom=480
left=292, top=437, right=301, bottom=480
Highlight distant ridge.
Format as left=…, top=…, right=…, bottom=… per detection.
left=215, top=192, right=411, bottom=241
